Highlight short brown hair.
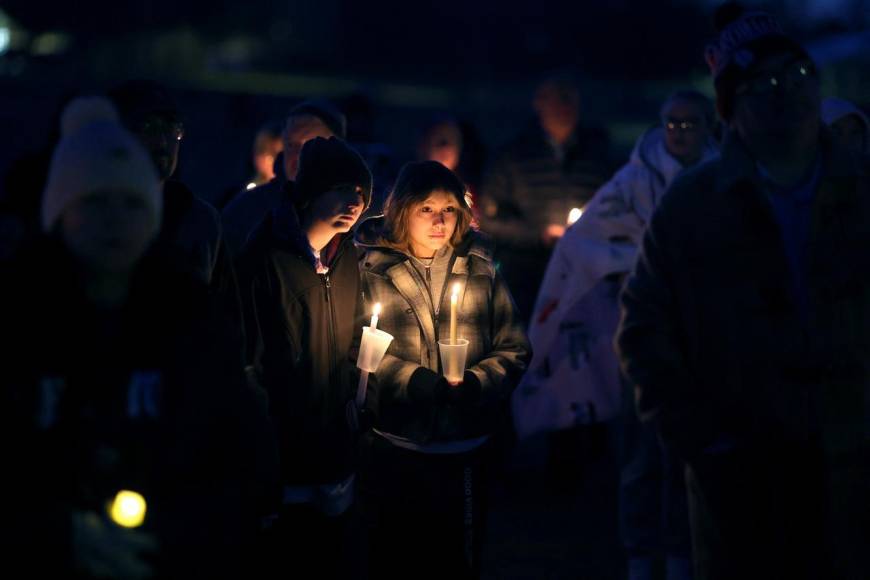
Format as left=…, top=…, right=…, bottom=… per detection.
left=381, top=161, right=473, bottom=254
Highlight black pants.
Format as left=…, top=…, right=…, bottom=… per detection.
left=685, top=445, right=839, bottom=580
left=358, top=434, right=491, bottom=580
left=255, top=502, right=364, bottom=580
left=618, top=377, right=691, bottom=561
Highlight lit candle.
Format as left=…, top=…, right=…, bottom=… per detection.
left=109, top=490, right=147, bottom=528
left=370, top=302, right=382, bottom=330
left=567, top=207, right=583, bottom=225
left=450, top=283, right=460, bottom=344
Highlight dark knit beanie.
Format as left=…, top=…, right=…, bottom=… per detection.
left=289, top=99, right=347, bottom=139
left=294, top=137, right=372, bottom=209
left=705, top=2, right=810, bottom=120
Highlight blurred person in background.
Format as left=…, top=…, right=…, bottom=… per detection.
left=222, top=100, right=346, bottom=256
left=480, top=70, right=612, bottom=321
left=0, top=97, right=277, bottom=579
left=822, top=96, right=869, bottom=156
left=618, top=5, right=870, bottom=578
left=217, top=119, right=285, bottom=210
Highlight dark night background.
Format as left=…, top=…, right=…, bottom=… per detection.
left=1, top=0, right=867, bottom=206
left=1, top=1, right=867, bottom=577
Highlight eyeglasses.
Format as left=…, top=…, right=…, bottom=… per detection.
left=134, top=117, right=185, bottom=142
left=663, top=119, right=699, bottom=133
left=736, top=59, right=818, bottom=97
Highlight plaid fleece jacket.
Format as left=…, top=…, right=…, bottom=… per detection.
left=356, top=217, right=531, bottom=445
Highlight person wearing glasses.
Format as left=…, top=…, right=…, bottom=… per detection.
left=108, top=80, right=234, bottom=292
left=516, top=89, right=717, bottom=580
left=107, top=81, right=246, bottom=369
left=617, top=4, right=870, bottom=579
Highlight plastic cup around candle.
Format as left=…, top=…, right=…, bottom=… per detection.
left=357, top=326, right=394, bottom=372
left=438, top=338, right=469, bottom=383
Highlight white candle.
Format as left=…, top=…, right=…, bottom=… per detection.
left=450, top=283, right=460, bottom=344
left=370, top=302, right=382, bottom=330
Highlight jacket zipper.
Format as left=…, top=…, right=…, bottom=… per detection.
left=427, top=261, right=459, bottom=343
left=308, top=238, right=350, bottom=382
left=321, top=273, right=338, bottom=380
left=425, top=266, right=436, bottom=316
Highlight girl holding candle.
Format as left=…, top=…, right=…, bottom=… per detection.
left=355, top=160, right=530, bottom=580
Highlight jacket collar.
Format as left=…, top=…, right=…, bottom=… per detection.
left=355, top=215, right=495, bottom=277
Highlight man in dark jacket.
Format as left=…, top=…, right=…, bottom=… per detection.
left=107, top=81, right=234, bottom=290
left=108, top=80, right=245, bottom=364
left=235, top=136, right=372, bottom=578
left=616, top=5, right=870, bottom=579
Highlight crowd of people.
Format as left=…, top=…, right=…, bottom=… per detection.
left=1, top=2, right=869, bottom=579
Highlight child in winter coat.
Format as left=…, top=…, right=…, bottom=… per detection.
left=355, top=160, right=530, bottom=580
left=0, top=97, right=276, bottom=579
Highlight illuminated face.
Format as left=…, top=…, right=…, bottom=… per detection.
left=422, top=123, right=462, bottom=171
left=60, top=189, right=156, bottom=274
left=306, top=186, right=366, bottom=235
left=534, top=82, right=580, bottom=141
left=407, top=189, right=459, bottom=258
left=283, top=115, right=334, bottom=180
left=253, top=136, right=283, bottom=182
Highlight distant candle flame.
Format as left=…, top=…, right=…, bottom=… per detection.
left=373, top=302, right=382, bottom=316
left=567, top=207, right=583, bottom=225
left=109, top=490, right=147, bottom=528
left=451, top=283, right=461, bottom=299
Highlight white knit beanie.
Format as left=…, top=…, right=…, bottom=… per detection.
left=41, top=96, right=163, bottom=234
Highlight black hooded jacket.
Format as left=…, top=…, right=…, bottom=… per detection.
left=236, top=199, right=364, bottom=485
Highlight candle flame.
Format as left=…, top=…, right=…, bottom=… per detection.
left=373, top=302, right=382, bottom=316
left=567, top=207, right=583, bottom=225
left=451, top=283, right=461, bottom=298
